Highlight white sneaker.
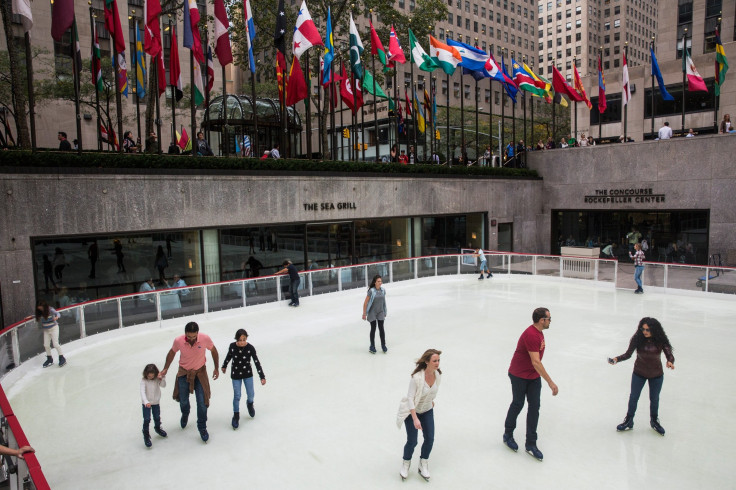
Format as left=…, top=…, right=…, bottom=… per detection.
left=418, top=458, right=430, bottom=480
left=399, top=460, right=411, bottom=480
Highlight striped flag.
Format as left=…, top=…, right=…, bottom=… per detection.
left=622, top=51, right=631, bottom=105
left=597, top=55, right=606, bottom=113
left=207, top=46, right=215, bottom=92
left=430, top=36, right=462, bottom=75
left=715, top=28, right=729, bottom=96
left=183, top=0, right=204, bottom=63
left=370, top=22, right=387, bottom=68
left=322, top=7, right=334, bottom=85
left=243, top=0, right=256, bottom=73
left=193, top=60, right=205, bottom=106
left=446, top=39, right=486, bottom=72
left=213, top=0, right=233, bottom=65
left=409, top=29, right=438, bottom=73
left=91, top=22, right=105, bottom=92
left=243, top=134, right=252, bottom=156
left=135, top=22, right=147, bottom=98
left=292, top=0, right=323, bottom=58
left=573, top=64, right=592, bottom=109
left=512, top=59, right=547, bottom=97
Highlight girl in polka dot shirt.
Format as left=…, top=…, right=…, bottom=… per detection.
left=221, top=329, right=266, bottom=429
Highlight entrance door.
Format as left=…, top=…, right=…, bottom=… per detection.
left=497, top=223, right=513, bottom=252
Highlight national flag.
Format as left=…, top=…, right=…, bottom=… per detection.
left=424, top=88, right=431, bottom=124
left=715, top=28, right=729, bottom=96
left=235, top=136, right=241, bottom=154
left=292, top=0, right=323, bottom=58
left=103, top=0, right=125, bottom=53
left=540, top=73, right=569, bottom=107
left=552, top=65, right=583, bottom=102
left=143, top=0, right=162, bottom=57
left=178, top=127, right=192, bottom=152
left=349, top=14, right=364, bottom=79
left=597, top=55, right=606, bottom=113
left=322, top=7, right=334, bottom=85
left=409, top=29, right=438, bottom=72
left=622, top=51, right=631, bottom=104
left=683, top=48, right=708, bottom=92
left=446, top=39, right=487, bottom=72
left=650, top=48, right=674, bottom=101
left=484, top=56, right=507, bottom=82
left=396, top=100, right=406, bottom=134
left=370, top=22, right=387, bottom=68
left=243, top=134, right=252, bottom=156
left=207, top=46, right=215, bottom=92
left=11, top=0, right=32, bottom=34
left=523, top=62, right=553, bottom=103
left=135, top=22, right=147, bottom=98
left=512, top=59, right=547, bottom=97
left=340, top=66, right=363, bottom=113
left=243, top=0, right=256, bottom=73
left=193, top=60, right=205, bottom=106
left=169, top=26, right=183, bottom=101
left=276, top=51, right=287, bottom=103
left=72, top=18, right=83, bottom=75
left=114, top=52, right=128, bottom=97
left=412, top=86, right=425, bottom=133
left=101, top=122, right=119, bottom=150
left=362, top=69, right=389, bottom=100
left=183, top=0, right=204, bottom=63
left=286, top=56, right=308, bottom=106
left=91, top=22, right=105, bottom=92
left=388, top=26, right=406, bottom=66
left=156, top=49, right=166, bottom=97
left=500, top=55, right=518, bottom=103
left=273, top=0, right=286, bottom=57
left=405, top=89, right=412, bottom=117
left=213, top=0, right=233, bottom=65
left=51, top=0, right=74, bottom=42
left=573, top=64, right=592, bottom=109
left=430, top=36, right=462, bottom=75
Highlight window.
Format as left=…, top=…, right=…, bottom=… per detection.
left=566, top=9, right=571, bottom=17
left=453, top=82, right=460, bottom=98
left=604, top=21, right=610, bottom=30
left=613, top=58, right=619, bottom=67
left=566, top=48, right=571, bottom=56
left=604, top=35, right=610, bottom=43
left=485, top=89, right=491, bottom=103
left=442, top=80, right=448, bottom=95
left=464, top=84, right=470, bottom=99
left=614, top=5, right=620, bottom=14
left=576, top=32, right=581, bottom=41
left=557, top=50, right=562, bottom=59
left=566, top=22, right=571, bottom=30
left=556, top=38, right=561, bottom=46
left=439, top=27, right=445, bottom=39
left=575, top=45, right=581, bottom=55
left=614, top=32, right=620, bottom=41
left=576, top=19, right=581, bottom=28
left=575, top=6, right=581, bottom=14
left=614, top=19, right=620, bottom=28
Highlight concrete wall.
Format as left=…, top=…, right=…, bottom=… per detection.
left=0, top=172, right=544, bottom=325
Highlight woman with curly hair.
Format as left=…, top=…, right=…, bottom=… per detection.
left=609, top=317, right=674, bottom=435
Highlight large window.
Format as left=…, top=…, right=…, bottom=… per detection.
left=643, top=80, right=716, bottom=118
left=589, top=94, right=622, bottom=124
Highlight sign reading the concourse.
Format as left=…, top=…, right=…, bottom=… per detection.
left=303, top=202, right=357, bottom=211
left=584, top=188, right=665, bottom=204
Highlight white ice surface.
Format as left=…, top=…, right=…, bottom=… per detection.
left=2, top=275, right=735, bottom=490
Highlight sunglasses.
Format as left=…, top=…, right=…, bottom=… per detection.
left=641, top=327, right=650, bottom=332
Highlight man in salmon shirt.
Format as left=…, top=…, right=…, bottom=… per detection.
left=161, top=322, right=219, bottom=442
left=502, top=307, right=558, bottom=461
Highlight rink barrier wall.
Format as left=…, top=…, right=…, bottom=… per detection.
left=0, top=251, right=734, bottom=488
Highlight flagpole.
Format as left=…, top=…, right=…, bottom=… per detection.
left=169, top=21, right=177, bottom=151
left=251, top=60, right=259, bottom=157
left=715, top=19, right=722, bottom=134
left=352, top=73, right=357, bottom=162
left=134, top=20, right=142, bottom=151
left=623, top=43, right=628, bottom=141
left=89, top=6, right=101, bottom=151
left=410, top=63, right=416, bottom=162
left=511, top=94, right=516, bottom=164
left=316, top=56, right=322, bottom=158
left=501, top=68, right=505, bottom=156
left=72, top=20, right=83, bottom=154
left=522, top=59, right=527, bottom=166
left=221, top=63, right=229, bottom=157
left=459, top=73, right=465, bottom=163
left=488, top=78, right=493, bottom=164
left=154, top=56, right=162, bottom=154
left=302, top=51, right=311, bottom=159
left=204, top=30, right=210, bottom=147
left=549, top=64, right=555, bottom=143
left=598, top=49, right=602, bottom=140
left=361, top=96, right=366, bottom=161
left=445, top=72, right=450, bottom=165
left=474, top=74, right=479, bottom=163
left=650, top=38, right=655, bottom=136
left=23, top=30, right=36, bottom=151
left=572, top=58, right=577, bottom=141
left=681, top=31, right=687, bottom=133
left=431, top=76, right=436, bottom=163
left=110, top=15, right=123, bottom=154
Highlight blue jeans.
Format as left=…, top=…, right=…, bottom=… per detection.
left=634, top=265, right=644, bottom=289
left=403, top=409, right=435, bottom=460
left=504, top=373, right=542, bottom=445
left=232, top=377, right=255, bottom=412
left=142, top=404, right=161, bottom=431
left=177, top=374, right=208, bottom=431
left=479, top=259, right=488, bottom=273
left=627, top=373, right=663, bottom=419
left=289, top=278, right=301, bottom=305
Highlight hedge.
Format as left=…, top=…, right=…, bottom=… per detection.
left=0, top=150, right=539, bottom=179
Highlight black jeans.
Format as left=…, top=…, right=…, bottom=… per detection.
left=289, top=278, right=301, bottom=305
left=504, top=373, right=542, bottom=445
left=627, top=373, right=663, bottom=419
left=369, top=320, right=385, bottom=347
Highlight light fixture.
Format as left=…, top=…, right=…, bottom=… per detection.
left=396, top=239, right=402, bottom=247
left=471, top=233, right=477, bottom=239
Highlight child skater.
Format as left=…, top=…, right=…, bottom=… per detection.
left=221, top=329, right=266, bottom=429
left=140, top=364, right=167, bottom=448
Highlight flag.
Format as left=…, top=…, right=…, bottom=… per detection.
left=349, top=14, right=364, bottom=79
left=273, top=0, right=286, bottom=57
left=412, top=86, right=425, bottom=133
left=114, top=52, right=128, bottom=97
left=573, top=64, right=592, bottom=109
left=430, top=36, right=462, bottom=75
left=322, top=7, right=334, bottom=85
left=72, top=18, right=83, bottom=75
left=183, top=0, right=204, bottom=63
left=622, top=51, right=631, bottom=105
left=715, top=28, right=729, bottom=96
left=276, top=51, right=287, bottom=103
left=597, top=55, right=607, bottom=113
left=484, top=56, right=507, bottom=83
left=143, top=0, right=162, bottom=57
left=213, top=0, right=233, bottom=65
left=235, top=136, right=241, bottom=154
left=178, top=127, right=192, bottom=151
left=650, top=48, right=674, bottom=101
left=500, top=55, right=518, bottom=103
left=683, top=48, right=708, bottom=92
left=104, top=0, right=125, bottom=53
left=370, top=22, right=387, bottom=68
left=243, top=0, right=256, bottom=73
left=292, top=0, right=323, bottom=58
left=397, top=100, right=406, bottom=134
left=51, top=0, right=74, bottom=42
left=169, top=26, right=183, bottom=101
left=388, top=26, right=406, bottom=66
left=156, top=49, right=166, bottom=97
left=207, top=46, right=215, bottom=92
left=362, top=69, right=389, bottom=99
left=512, top=59, right=547, bottom=97
left=552, top=65, right=582, bottom=102
left=424, top=88, right=431, bottom=124
left=135, top=23, right=147, bottom=98
left=446, top=39, right=486, bottom=72
left=409, top=29, right=438, bottom=72
left=11, top=0, right=32, bottom=34
left=405, top=89, right=412, bottom=116
left=243, top=134, right=252, bottom=156
left=523, top=62, right=552, bottom=103
left=286, top=56, right=308, bottom=106
left=193, top=60, right=205, bottom=106
left=541, top=73, right=569, bottom=107
left=340, top=66, right=363, bottom=114
left=91, top=22, right=105, bottom=92
left=101, top=122, right=119, bottom=149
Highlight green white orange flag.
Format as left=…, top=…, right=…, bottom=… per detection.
left=409, top=29, right=438, bottom=73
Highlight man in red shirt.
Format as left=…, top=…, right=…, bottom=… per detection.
left=161, top=322, right=219, bottom=442
left=503, top=307, right=558, bottom=461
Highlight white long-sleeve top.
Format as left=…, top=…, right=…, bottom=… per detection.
left=396, top=370, right=441, bottom=427
left=140, top=376, right=166, bottom=405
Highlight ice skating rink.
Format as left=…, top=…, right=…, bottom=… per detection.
left=2, top=275, right=735, bottom=490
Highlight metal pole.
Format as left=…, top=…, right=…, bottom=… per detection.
left=460, top=73, right=465, bottom=162
left=650, top=38, right=655, bottom=136
left=222, top=64, right=228, bottom=157
left=474, top=77, right=479, bottom=162
left=489, top=78, right=493, bottom=162
left=23, top=32, right=36, bottom=151
left=154, top=52, right=162, bottom=154
left=623, top=44, right=628, bottom=141
left=170, top=21, right=177, bottom=151
left=305, top=50, right=312, bottom=159
left=250, top=62, right=259, bottom=156
left=134, top=19, right=141, bottom=152
left=111, top=18, right=123, bottom=153
left=316, top=56, right=322, bottom=158
left=598, top=49, right=602, bottom=140
left=72, top=21, right=83, bottom=154
left=681, top=32, right=687, bottom=133
left=446, top=72, right=450, bottom=165
left=190, top=49, right=196, bottom=157
left=90, top=8, right=102, bottom=152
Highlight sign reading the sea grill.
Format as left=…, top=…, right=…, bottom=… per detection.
left=303, top=202, right=357, bottom=211
left=584, top=188, right=665, bottom=204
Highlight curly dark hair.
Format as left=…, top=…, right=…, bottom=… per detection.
left=142, top=363, right=159, bottom=379
left=631, top=317, right=673, bottom=352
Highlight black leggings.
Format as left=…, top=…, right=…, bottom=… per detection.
left=369, top=320, right=385, bottom=347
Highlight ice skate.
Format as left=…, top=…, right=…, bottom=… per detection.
left=143, top=430, right=152, bottom=448
left=616, top=415, right=634, bottom=431
left=525, top=444, right=543, bottom=461
left=199, top=428, right=209, bottom=443
left=399, top=459, right=411, bottom=480
left=418, top=458, right=430, bottom=481
left=58, top=355, right=67, bottom=367
left=42, top=356, right=53, bottom=368
left=247, top=402, right=255, bottom=418
left=651, top=417, right=665, bottom=436
left=232, top=412, right=240, bottom=429
left=369, top=345, right=377, bottom=354
left=154, top=426, right=167, bottom=438
left=503, top=433, right=518, bottom=452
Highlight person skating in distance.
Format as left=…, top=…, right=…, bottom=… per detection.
left=609, top=317, right=674, bottom=436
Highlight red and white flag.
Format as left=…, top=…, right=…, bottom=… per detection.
left=213, top=0, right=232, bottom=65
left=622, top=51, right=631, bottom=106
left=387, top=25, right=406, bottom=67
left=292, top=0, right=323, bottom=58
left=143, top=0, right=162, bottom=56
left=684, top=52, right=708, bottom=92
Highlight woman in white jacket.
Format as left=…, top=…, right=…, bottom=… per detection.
left=396, top=349, right=442, bottom=481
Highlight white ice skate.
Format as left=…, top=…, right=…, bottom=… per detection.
left=418, top=458, right=430, bottom=481
left=399, top=460, right=411, bottom=480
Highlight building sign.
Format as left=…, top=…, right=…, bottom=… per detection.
left=584, top=187, right=665, bottom=204
left=303, top=202, right=357, bottom=211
